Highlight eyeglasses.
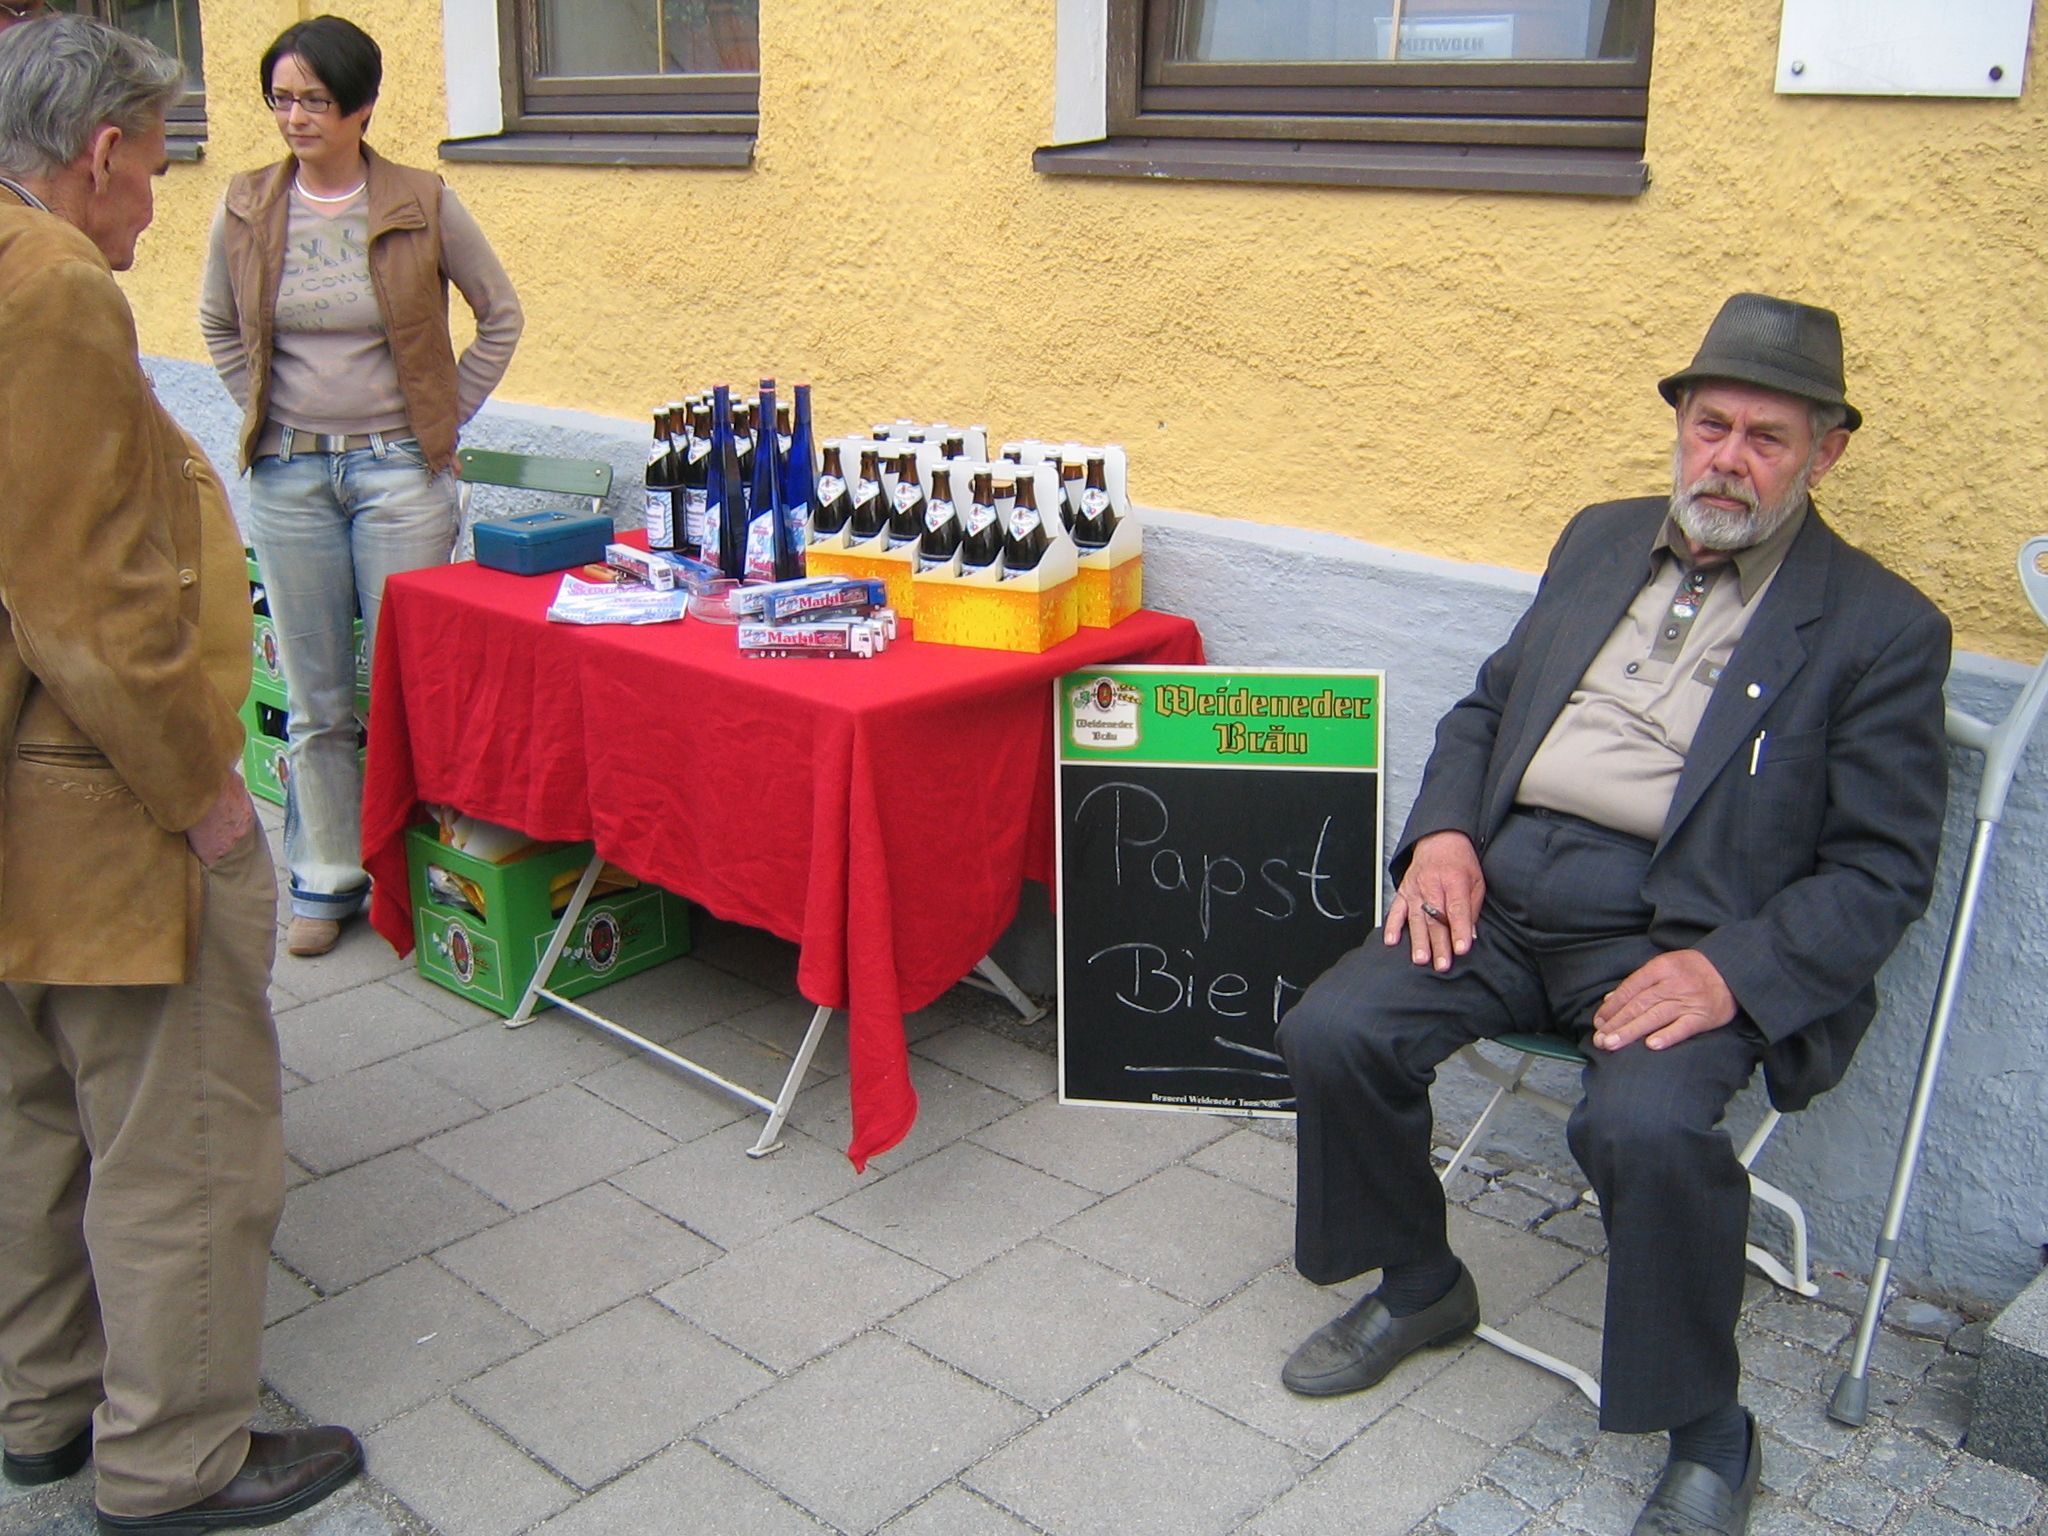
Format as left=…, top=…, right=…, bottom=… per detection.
left=265, top=91, right=336, bottom=116
left=0, top=2, right=52, bottom=19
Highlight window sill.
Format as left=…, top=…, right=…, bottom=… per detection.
left=167, top=135, right=205, bottom=163
left=1032, top=136, right=1647, bottom=197
left=438, top=132, right=754, bottom=169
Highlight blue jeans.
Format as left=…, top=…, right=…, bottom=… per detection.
left=246, top=434, right=458, bottom=920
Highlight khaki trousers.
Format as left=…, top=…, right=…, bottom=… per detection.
left=0, top=821, right=284, bottom=1517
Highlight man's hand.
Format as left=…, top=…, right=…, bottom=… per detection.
left=1386, top=830, right=1485, bottom=972
left=185, top=777, right=255, bottom=868
left=1592, top=949, right=1736, bottom=1052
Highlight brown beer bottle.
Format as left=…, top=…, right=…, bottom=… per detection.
left=1073, top=455, right=1119, bottom=550
left=1003, top=474, right=1050, bottom=575
left=644, top=409, right=676, bottom=551
left=960, top=471, right=1003, bottom=571
left=849, top=448, right=888, bottom=539
left=1058, top=454, right=1085, bottom=532
left=887, top=451, right=927, bottom=549
left=917, top=467, right=962, bottom=570
left=810, top=443, right=854, bottom=540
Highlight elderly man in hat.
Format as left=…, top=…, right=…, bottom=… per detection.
left=1277, top=293, right=1950, bottom=1536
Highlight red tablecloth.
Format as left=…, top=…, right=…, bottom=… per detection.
left=363, top=563, right=1204, bottom=1168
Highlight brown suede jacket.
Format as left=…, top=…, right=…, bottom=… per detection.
left=0, top=190, right=248, bottom=984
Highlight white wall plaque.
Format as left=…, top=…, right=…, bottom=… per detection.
left=1777, top=0, right=2033, bottom=98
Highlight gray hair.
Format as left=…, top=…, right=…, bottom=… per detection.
left=0, top=13, right=183, bottom=179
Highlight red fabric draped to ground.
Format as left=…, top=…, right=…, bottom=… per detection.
left=362, top=560, right=1203, bottom=1168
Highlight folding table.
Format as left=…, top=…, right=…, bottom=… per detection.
left=361, top=557, right=1203, bottom=1168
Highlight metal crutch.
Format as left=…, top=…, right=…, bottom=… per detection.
left=1829, top=536, right=2048, bottom=1426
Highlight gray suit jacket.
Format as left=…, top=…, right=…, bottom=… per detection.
left=1397, top=497, right=1951, bottom=1111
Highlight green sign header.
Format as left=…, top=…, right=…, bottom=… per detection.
left=1058, top=667, right=1381, bottom=770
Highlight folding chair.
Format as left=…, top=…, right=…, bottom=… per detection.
left=454, top=447, right=614, bottom=559
left=1442, top=1030, right=1818, bottom=1406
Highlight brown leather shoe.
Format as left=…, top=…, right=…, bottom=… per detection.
left=285, top=916, right=341, bottom=957
left=96, top=1426, right=362, bottom=1535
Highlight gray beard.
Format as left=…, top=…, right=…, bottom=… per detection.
left=1669, top=443, right=1813, bottom=551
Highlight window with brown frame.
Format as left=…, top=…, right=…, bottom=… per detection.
left=454, top=0, right=758, bottom=167
left=47, top=0, right=206, bottom=157
left=1037, top=0, right=1655, bottom=196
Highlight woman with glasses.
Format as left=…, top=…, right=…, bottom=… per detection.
left=201, top=14, right=522, bottom=958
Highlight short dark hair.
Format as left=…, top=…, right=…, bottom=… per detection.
left=260, top=14, right=379, bottom=115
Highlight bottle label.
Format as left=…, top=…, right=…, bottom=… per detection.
left=644, top=490, right=673, bottom=547
left=817, top=473, right=845, bottom=505
left=778, top=432, right=794, bottom=457
left=855, top=479, right=881, bottom=508
left=688, top=439, right=712, bottom=465
left=965, top=504, right=999, bottom=535
left=925, top=504, right=956, bottom=532
left=1008, top=509, right=1042, bottom=538
left=1081, top=488, right=1111, bottom=518
left=647, top=440, right=669, bottom=467
left=893, top=481, right=923, bottom=512
left=684, top=488, right=710, bottom=549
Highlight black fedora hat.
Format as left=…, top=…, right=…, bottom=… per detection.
left=1658, top=292, right=1860, bottom=433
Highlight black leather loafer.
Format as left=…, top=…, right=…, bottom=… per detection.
left=1281, top=1263, right=1480, bottom=1396
left=1631, top=1410, right=1763, bottom=1536
left=96, top=1425, right=362, bottom=1535
left=3, top=1422, right=91, bottom=1486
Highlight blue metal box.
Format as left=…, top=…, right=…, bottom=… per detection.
left=472, top=510, right=614, bottom=576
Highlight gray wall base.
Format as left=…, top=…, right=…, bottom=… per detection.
left=152, top=365, right=2048, bottom=1312
left=1972, top=1267, right=2048, bottom=1477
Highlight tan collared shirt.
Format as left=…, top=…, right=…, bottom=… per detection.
left=1514, top=507, right=1806, bottom=841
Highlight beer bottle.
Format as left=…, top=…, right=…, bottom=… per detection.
left=644, top=409, right=676, bottom=552
left=917, top=466, right=962, bottom=571
left=887, top=450, right=927, bottom=549
left=776, top=401, right=794, bottom=461
left=1003, top=474, right=1049, bottom=575
left=759, top=382, right=800, bottom=582
left=849, top=448, right=888, bottom=540
left=681, top=402, right=713, bottom=557
left=1058, top=454, right=1085, bottom=533
left=1073, top=455, right=1119, bottom=549
left=734, top=400, right=756, bottom=483
left=810, top=443, right=854, bottom=541
left=782, top=382, right=816, bottom=515
left=960, top=471, right=1003, bottom=571
left=708, top=384, right=749, bottom=579
left=747, top=380, right=782, bottom=580
left=941, top=432, right=966, bottom=460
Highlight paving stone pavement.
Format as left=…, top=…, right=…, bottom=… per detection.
left=4, top=809, right=2043, bottom=1536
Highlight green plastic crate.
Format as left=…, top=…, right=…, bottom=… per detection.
left=241, top=675, right=288, bottom=806
left=405, top=824, right=691, bottom=1017
left=240, top=675, right=364, bottom=808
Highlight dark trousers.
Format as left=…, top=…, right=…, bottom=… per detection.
left=1277, top=809, right=1764, bottom=1433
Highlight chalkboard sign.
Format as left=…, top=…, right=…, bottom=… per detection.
left=1056, top=668, right=1383, bottom=1116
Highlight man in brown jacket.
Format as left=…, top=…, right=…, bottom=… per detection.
left=0, top=17, right=359, bottom=1533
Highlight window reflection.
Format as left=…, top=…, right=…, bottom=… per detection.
left=1169, top=0, right=1643, bottom=64
left=536, top=0, right=760, bottom=79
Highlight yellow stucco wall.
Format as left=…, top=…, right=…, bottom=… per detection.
left=125, top=3, right=2048, bottom=659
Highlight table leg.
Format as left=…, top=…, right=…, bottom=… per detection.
left=747, top=1002, right=836, bottom=1159
left=963, top=954, right=1047, bottom=1024
left=508, top=850, right=607, bottom=1028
